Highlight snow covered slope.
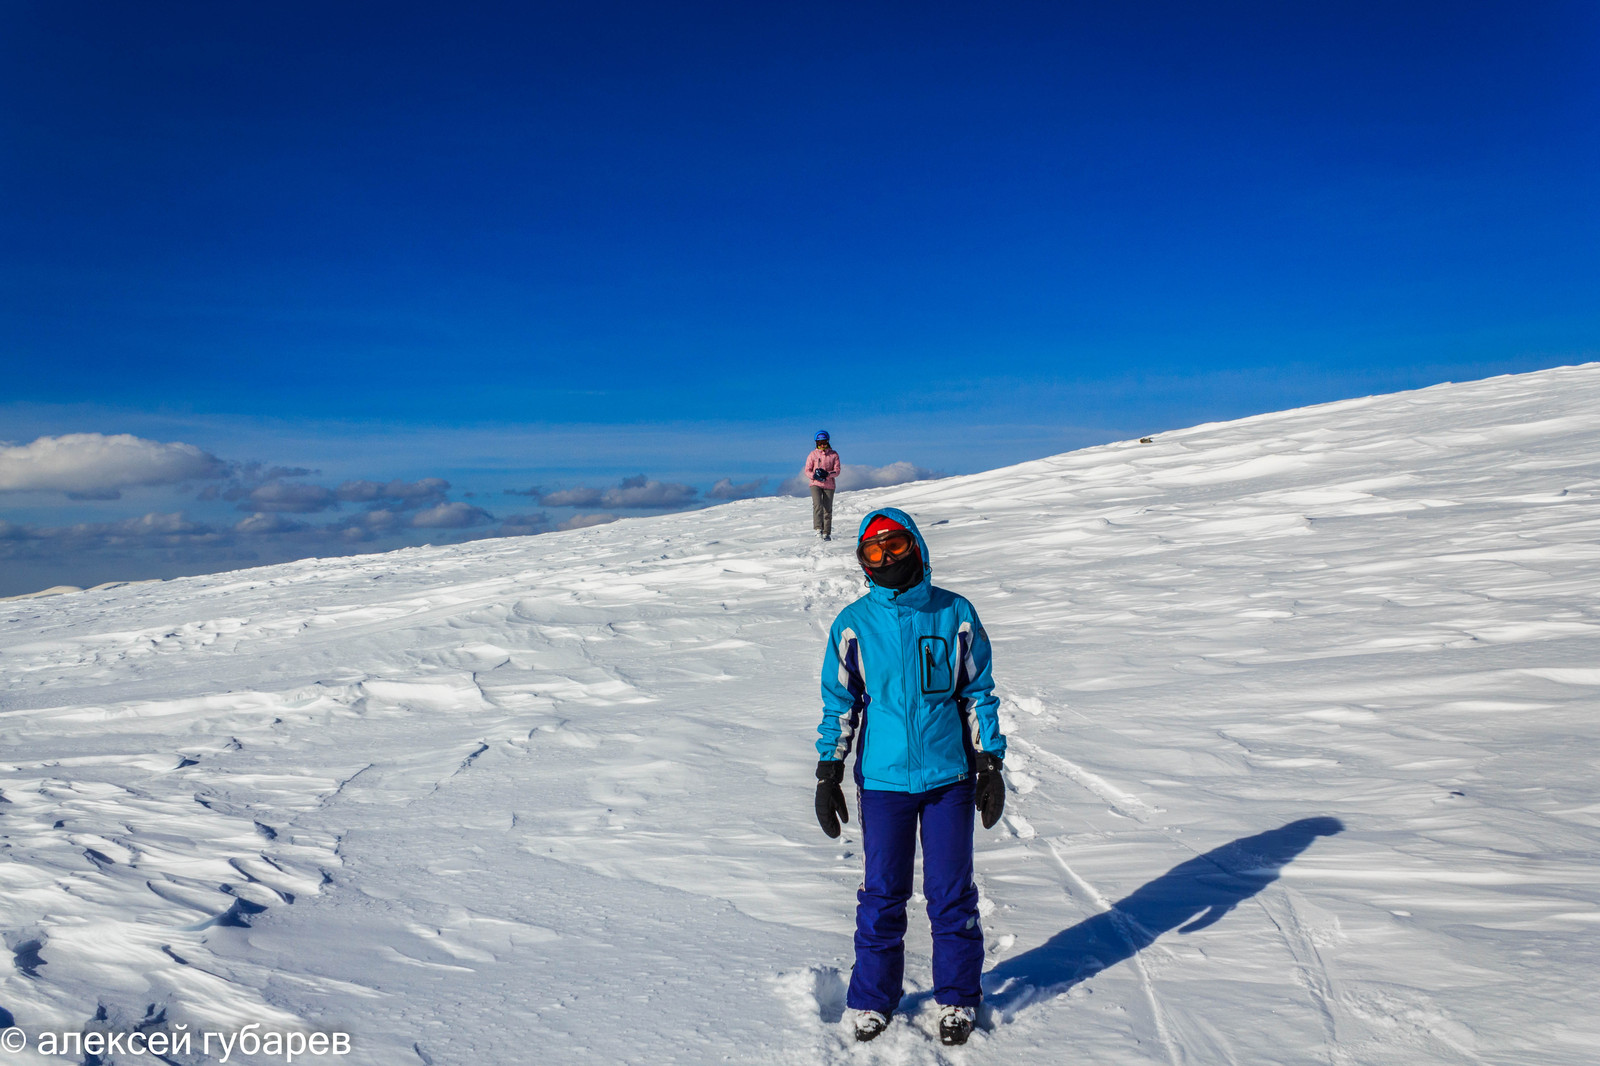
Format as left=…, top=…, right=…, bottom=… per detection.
left=4, top=364, right=1599, bottom=1065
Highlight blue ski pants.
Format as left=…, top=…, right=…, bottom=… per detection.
left=847, top=780, right=984, bottom=1014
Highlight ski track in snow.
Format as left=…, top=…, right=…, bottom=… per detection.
left=3, top=364, right=1600, bottom=1063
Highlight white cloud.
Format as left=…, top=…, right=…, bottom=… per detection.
left=497, top=513, right=551, bottom=536
left=18, top=512, right=227, bottom=549
left=838, top=461, right=940, bottom=491
left=540, top=487, right=605, bottom=507
left=541, top=476, right=698, bottom=510
left=326, top=509, right=405, bottom=542
left=603, top=476, right=697, bottom=509
left=411, top=501, right=494, bottom=529
left=336, top=478, right=450, bottom=507
left=0, top=434, right=227, bottom=496
left=235, top=513, right=307, bottom=535
left=242, top=481, right=338, bottom=513
left=559, top=513, right=619, bottom=530
left=779, top=461, right=941, bottom=496
left=0, top=501, right=542, bottom=597
left=707, top=477, right=768, bottom=501
left=108, top=512, right=217, bottom=538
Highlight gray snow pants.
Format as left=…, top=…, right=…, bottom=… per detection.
left=811, top=487, right=835, bottom=535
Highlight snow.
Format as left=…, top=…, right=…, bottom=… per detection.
left=4, top=363, right=1600, bottom=1064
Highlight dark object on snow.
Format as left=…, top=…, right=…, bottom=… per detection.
left=1140, top=436, right=1154, bottom=443
left=815, top=759, right=849, bottom=838
left=939, top=1006, right=975, bottom=1045
left=974, top=752, right=1004, bottom=829
left=853, top=1010, right=889, bottom=1041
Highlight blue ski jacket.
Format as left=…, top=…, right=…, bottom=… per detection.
left=816, top=507, right=1006, bottom=793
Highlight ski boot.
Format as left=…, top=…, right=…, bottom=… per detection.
left=938, top=1004, right=975, bottom=1046
left=852, top=1009, right=890, bottom=1042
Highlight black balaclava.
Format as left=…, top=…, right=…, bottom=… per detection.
left=868, top=550, right=924, bottom=592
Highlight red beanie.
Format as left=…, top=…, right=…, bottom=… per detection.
left=861, top=515, right=906, bottom=540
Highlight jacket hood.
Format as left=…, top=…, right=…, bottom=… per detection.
left=857, top=507, right=932, bottom=603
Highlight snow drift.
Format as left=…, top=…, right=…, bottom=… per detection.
left=3, top=364, right=1599, bottom=1065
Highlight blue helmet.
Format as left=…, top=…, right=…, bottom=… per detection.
left=815, top=430, right=830, bottom=443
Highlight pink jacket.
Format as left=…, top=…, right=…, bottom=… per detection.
left=805, top=447, right=842, bottom=491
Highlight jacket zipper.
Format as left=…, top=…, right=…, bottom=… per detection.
left=902, top=603, right=920, bottom=791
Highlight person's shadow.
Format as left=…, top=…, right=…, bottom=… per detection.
left=981, top=816, right=1344, bottom=1013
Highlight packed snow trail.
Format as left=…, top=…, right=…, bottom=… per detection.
left=3, top=364, right=1600, bottom=1064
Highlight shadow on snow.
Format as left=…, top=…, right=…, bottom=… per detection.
left=979, top=816, right=1344, bottom=1014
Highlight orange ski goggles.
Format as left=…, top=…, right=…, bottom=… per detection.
left=856, top=530, right=917, bottom=569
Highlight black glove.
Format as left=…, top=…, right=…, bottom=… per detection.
left=974, top=752, right=1005, bottom=829
left=815, top=760, right=849, bottom=838
left=811, top=467, right=830, bottom=481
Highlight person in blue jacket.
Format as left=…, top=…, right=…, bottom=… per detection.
left=812, top=507, right=1007, bottom=1046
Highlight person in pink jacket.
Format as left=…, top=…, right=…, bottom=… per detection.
left=805, top=431, right=843, bottom=539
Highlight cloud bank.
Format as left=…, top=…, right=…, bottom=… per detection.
left=498, top=513, right=551, bottom=535
left=1, top=511, right=228, bottom=551
left=2, top=437, right=948, bottom=597
left=234, top=476, right=454, bottom=514
left=240, top=481, right=339, bottom=513
left=559, top=513, right=619, bottom=530
left=411, top=501, right=494, bottom=529
left=602, top=475, right=697, bottom=508
left=0, top=434, right=228, bottom=497
left=707, top=477, right=768, bottom=500
left=337, top=478, right=450, bottom=507
left=539, top=475, right=698, bottom=510
left=540, top=486, right=605, bottom=508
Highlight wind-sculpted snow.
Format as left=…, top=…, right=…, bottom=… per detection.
left=3, top=364, right=1600, bottom=1064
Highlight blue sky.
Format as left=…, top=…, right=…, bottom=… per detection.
left=3, top=1, right=1598, bottom=595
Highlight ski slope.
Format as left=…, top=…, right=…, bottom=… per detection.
left=3, top=364, right=1599, bottom=1065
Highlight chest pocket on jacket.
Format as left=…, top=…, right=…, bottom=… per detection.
left=919, top=636, right=953, bottom=694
